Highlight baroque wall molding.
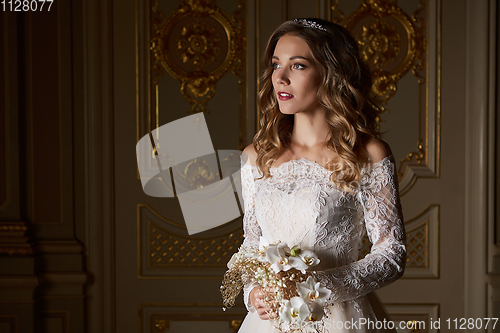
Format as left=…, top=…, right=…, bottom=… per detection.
left=402, top=205, right=439, bottom=278
left=138, top=204, right=243, bottom=278
left=0, top=222, right=33, bottom=257
left=150, top=0, right=246, bottom=113
left=344, top=0, right=426, bottom=104
left=340, top=0, right=441, bottom=195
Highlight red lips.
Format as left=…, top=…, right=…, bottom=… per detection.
left=277, top=91, right=294, bottom=101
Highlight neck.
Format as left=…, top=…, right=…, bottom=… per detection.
left=291, top=106, right=331, bottom=149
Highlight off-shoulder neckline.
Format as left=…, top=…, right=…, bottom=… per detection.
left=241, top=155, right=392, bottom=173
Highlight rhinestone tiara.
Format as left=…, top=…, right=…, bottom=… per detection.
left=293, top=18, right=327, bottom=32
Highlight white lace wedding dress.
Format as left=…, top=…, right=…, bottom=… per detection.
left=235, top=154, right=406, bottom=333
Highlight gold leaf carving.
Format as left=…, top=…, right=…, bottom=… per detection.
left=0, top=246, right=33, bottom=256
left=0, top=223, right=28, bottom=232
left=150, top=0, right=246, bottom=113
left=344, top=0, right=426, bottom=104
left=330, top=0, right=345, bottom=24
left=357, top=19, right=401, bottom=69
left=406, top=222, right=428, bottom=267
left=177, top=22, right=221, bottom=69
left=230, top=320, right=242, bottom=332
left=149, top=222, right=243, bottom=267
left=0, top=222, right=33, bottom=257
left=173, top=157, right=218, bottom=190
left=154, top=319, right=169, bottom=332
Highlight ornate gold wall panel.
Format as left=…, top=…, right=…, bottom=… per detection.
left=335, top=0, right=440, bottom=194
left=149, top=222, right=243, bottom=267
left=344, top=0, right=425, bottom=104
left=138, top=204, right=243, bottom=278
left=150, top=0, right=246, bottom=114
left=136, top=0, right=249, bottom=279
left=404, top=205, right=439, bottom=278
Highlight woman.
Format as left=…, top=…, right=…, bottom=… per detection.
left=235, top=18, right=406, bottom=333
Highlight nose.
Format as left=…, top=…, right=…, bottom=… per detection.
left=275, top=70, right=290, bottom=85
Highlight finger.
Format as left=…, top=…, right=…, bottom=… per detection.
left=258, top=311, right=269, bottom=320
left=259, top=314, right=269, bottom=320
left=257, top=309, right=268, bottom=317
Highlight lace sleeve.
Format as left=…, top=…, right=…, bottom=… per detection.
left=313, top=155, right=406, bottom=305
left=239, top=156, right=262, bottom=312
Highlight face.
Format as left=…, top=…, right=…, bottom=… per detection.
left=271, top=34, right=322, bottom=115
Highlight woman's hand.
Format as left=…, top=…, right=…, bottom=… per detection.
left=249, top=286, right=272, bottom=320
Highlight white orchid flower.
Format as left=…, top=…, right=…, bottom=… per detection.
left=290, top=296, right=310, bottom=322
left=299, top=250, right=320, bottom=267
left=288, top=256, right=310, bottom=271
left=287, top=248, right=321, bottom=272
left=266, top=242, right=294, bottom=273
left=279, top=300, right=293, bottom=324
left=297, top=276, right=331, bottom=304
left=308, top=301, right=325, bottom=321
left=279, top=297, right=310, bottom=324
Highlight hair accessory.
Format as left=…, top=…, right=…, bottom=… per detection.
left=293, top=18, right=327, bottom=32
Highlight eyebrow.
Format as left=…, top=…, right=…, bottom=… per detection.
left=272, top=55, right=310, bottom=61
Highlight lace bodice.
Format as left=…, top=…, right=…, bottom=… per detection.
left=239, top=155, right=406, bottom=314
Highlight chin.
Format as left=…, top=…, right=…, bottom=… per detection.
left=278, top=106, right=295, bottom=115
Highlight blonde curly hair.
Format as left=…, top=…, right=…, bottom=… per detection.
left=253, top=18, right=381, bottom=191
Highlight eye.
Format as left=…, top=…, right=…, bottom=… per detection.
left=293, top=63, right=305, bottom=70
left=272, top=62, right=281, bottom=69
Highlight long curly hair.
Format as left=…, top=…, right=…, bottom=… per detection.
left=253, top=18, right=381, bottom=191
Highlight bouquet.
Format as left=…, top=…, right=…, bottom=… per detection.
left=220, top=237, right=331, bottom=332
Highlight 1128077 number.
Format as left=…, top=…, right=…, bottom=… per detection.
left=2, top=0, right=54, bottom=11
left=445, top=318, right=498, bottom=330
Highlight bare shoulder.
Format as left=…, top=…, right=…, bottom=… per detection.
left=242, top=143, right=258, bottom=166
left=365, top=138, right=392, bottom=164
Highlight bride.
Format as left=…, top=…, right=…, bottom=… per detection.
left=230, top=18, right=406, bottom=333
